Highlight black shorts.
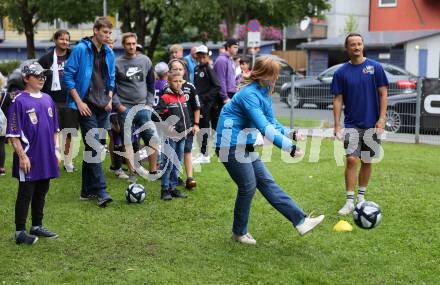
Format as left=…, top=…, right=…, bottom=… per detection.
left=184, top=133, right=194, bottom=153
left=57, top=107, right=79, bottom=130
left=343, top=128, right=382, bottom=160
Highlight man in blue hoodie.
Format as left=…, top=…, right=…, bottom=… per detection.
left=64, top=17, right=115, bottom=207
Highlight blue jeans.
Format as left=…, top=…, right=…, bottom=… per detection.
left=79, top=105, right=110, bottom=198
left=161, top=138, right=185, bottom=190
left=221, top=148, right=306, bottom=236
left=117, top=107, right=157, bottom=146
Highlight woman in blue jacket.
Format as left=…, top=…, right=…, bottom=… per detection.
left=215, top=56, right=325, bottom=245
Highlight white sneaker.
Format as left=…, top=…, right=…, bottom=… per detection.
left=232, top=233, right=257, bottom=245
left=64, top=163, right=75, bottom=173
left=338, top=202, right=355, bottom=215
left=193, top=154, right=210, bottom=164
left=296, top=214, right=325, bottom=236
left=113, top=168, right=129, bottom=179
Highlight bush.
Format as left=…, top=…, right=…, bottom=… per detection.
left=0, top=60, right=21, bottom=77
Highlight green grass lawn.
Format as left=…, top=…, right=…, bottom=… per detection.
left=0, top=139, right=439, bottom=284
left=277, top=116, right=321, bottom=128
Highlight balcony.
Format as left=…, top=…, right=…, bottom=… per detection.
left=286, top=20, right=327, bottom=40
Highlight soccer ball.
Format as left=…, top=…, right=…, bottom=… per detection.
left=352, top=201, right=382, bottom=229
left=125, top=183, right=146, bottom=203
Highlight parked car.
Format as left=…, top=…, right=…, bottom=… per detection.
left=386, top=92, right=440, bottom=133
left=281, top=62, right=418, bottom=108
left=253, top=54, right=303, bottom=95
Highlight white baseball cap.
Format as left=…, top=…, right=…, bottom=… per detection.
left=195, top=45, right=209, bottom=54
left=154, top=62, right=169, bottom=75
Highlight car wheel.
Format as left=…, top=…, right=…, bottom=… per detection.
left=385, top=109, right=401, bottom=133
left=286, top=91, right=301, bottom=108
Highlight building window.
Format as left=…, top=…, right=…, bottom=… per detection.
left=379, top=0, right=397, bottom=7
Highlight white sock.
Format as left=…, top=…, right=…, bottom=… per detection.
left=358, top=187, right=366, bottom=203
left=346, top=191, right=355, bottom=205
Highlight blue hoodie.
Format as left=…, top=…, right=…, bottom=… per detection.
left=215, top=82, right=295, bottom=152
left=64, top=37, right=115, bottom=110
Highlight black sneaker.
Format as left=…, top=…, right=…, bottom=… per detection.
left=15, top=231, right=38, bottom=245
left=161, top=189, right=172, bottom=201
left=169, top=189, right=188, bottom=198
left=80, top=193, right=97, bottom=201
left=177, top=177, right=184, bottom=186
left=30, top=226, right=58, bottom=238
left=97, top=195, right=113, bottom=207
left=185, top=178, right=197, bottom=190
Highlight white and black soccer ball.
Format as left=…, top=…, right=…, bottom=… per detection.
left=125, top=183, right=146, bottom=203
left=352, top=201, right=382, bottom=229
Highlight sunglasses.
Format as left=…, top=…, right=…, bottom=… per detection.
left=31, top=75, right=47, bottom=81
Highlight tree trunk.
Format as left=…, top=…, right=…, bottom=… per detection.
left=224, top=6, right=237, bottom=39
left=147, top=13, right=163, bottom=59
left=120, top=0, right=133, bottom=33
left=134, top=0, right=146, bottom=47
left=25, top=29, right=35, bottom=59
left=20, top=0, right=36, bottom=59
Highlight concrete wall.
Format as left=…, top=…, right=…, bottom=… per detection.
left=325, top=0, right=370, bottom=38
left=405, top=35, right=440, bottom=77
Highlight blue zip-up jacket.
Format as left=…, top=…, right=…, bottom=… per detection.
left=215, top=82, right=295, bottom=152
left=64, top=37, right=115, bottom=110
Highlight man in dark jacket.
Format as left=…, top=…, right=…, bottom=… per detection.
left=193, top=45, right=221, bottom=163
left=38, top=29, right=78, bottom=173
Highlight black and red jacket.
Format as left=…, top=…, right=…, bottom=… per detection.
left=156, top=87, right=192, bottom=135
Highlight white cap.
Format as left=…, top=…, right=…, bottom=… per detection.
left=195, top=45, right=209, bottom=54
left=154, top=62, right=169, bottom=75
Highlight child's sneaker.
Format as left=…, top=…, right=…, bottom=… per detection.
left=185, top=178, right=197, bottom=190
left=63, top=163, right=75, bottom=173
left=161, top=189, right=172, bottom=201
left=0, top=168, right=6, bottom=176
left=112, top=168, right=129, bottom=179
left=169, top=188, right=188, bottom=198
left=15, top=231, right=38, bottom=245
left=30, top=226, right=58, bottom=238
left=232, top=233, right=257, bottom=245
left=193, top=153, right=210, bottom=164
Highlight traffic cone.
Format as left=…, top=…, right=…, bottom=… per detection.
left=333, top=220, right=353, bottom=232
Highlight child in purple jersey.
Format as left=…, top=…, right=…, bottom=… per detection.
left=6, top=62, right=60, bottom=245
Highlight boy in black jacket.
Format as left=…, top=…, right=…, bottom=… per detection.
left=193, top=45, right=221, bottom=163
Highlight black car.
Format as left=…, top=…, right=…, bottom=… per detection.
left=253, top=54, right=303, bottom=95
left=281, top=62, right=418, bottom=108
left=386, top=92, right=440, bottom=133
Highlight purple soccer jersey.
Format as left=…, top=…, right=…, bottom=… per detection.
left=6, top=91, right=60, bottom=181
left=154, top=79, right=167, bottom=107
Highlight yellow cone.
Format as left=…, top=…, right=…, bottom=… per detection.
left=333, top=220, right=353, bottom=232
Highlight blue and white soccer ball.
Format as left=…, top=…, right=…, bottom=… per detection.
left=125, top=183, right=146, bottom=203
left=353, top=201, right=382, bottom=229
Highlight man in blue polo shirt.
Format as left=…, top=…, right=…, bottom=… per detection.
left=331, top=33, right=388, bottom=215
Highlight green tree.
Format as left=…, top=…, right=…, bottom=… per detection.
left=0, top=0, right=102, bottom=59
left=220, top=0, right=330, bottom=38
left=115, top=0, right=329, bottom=59
left=342, top=14, right=358, bottom=35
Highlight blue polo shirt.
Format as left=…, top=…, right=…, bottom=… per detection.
left=331, top=58, right=388, bottom=128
